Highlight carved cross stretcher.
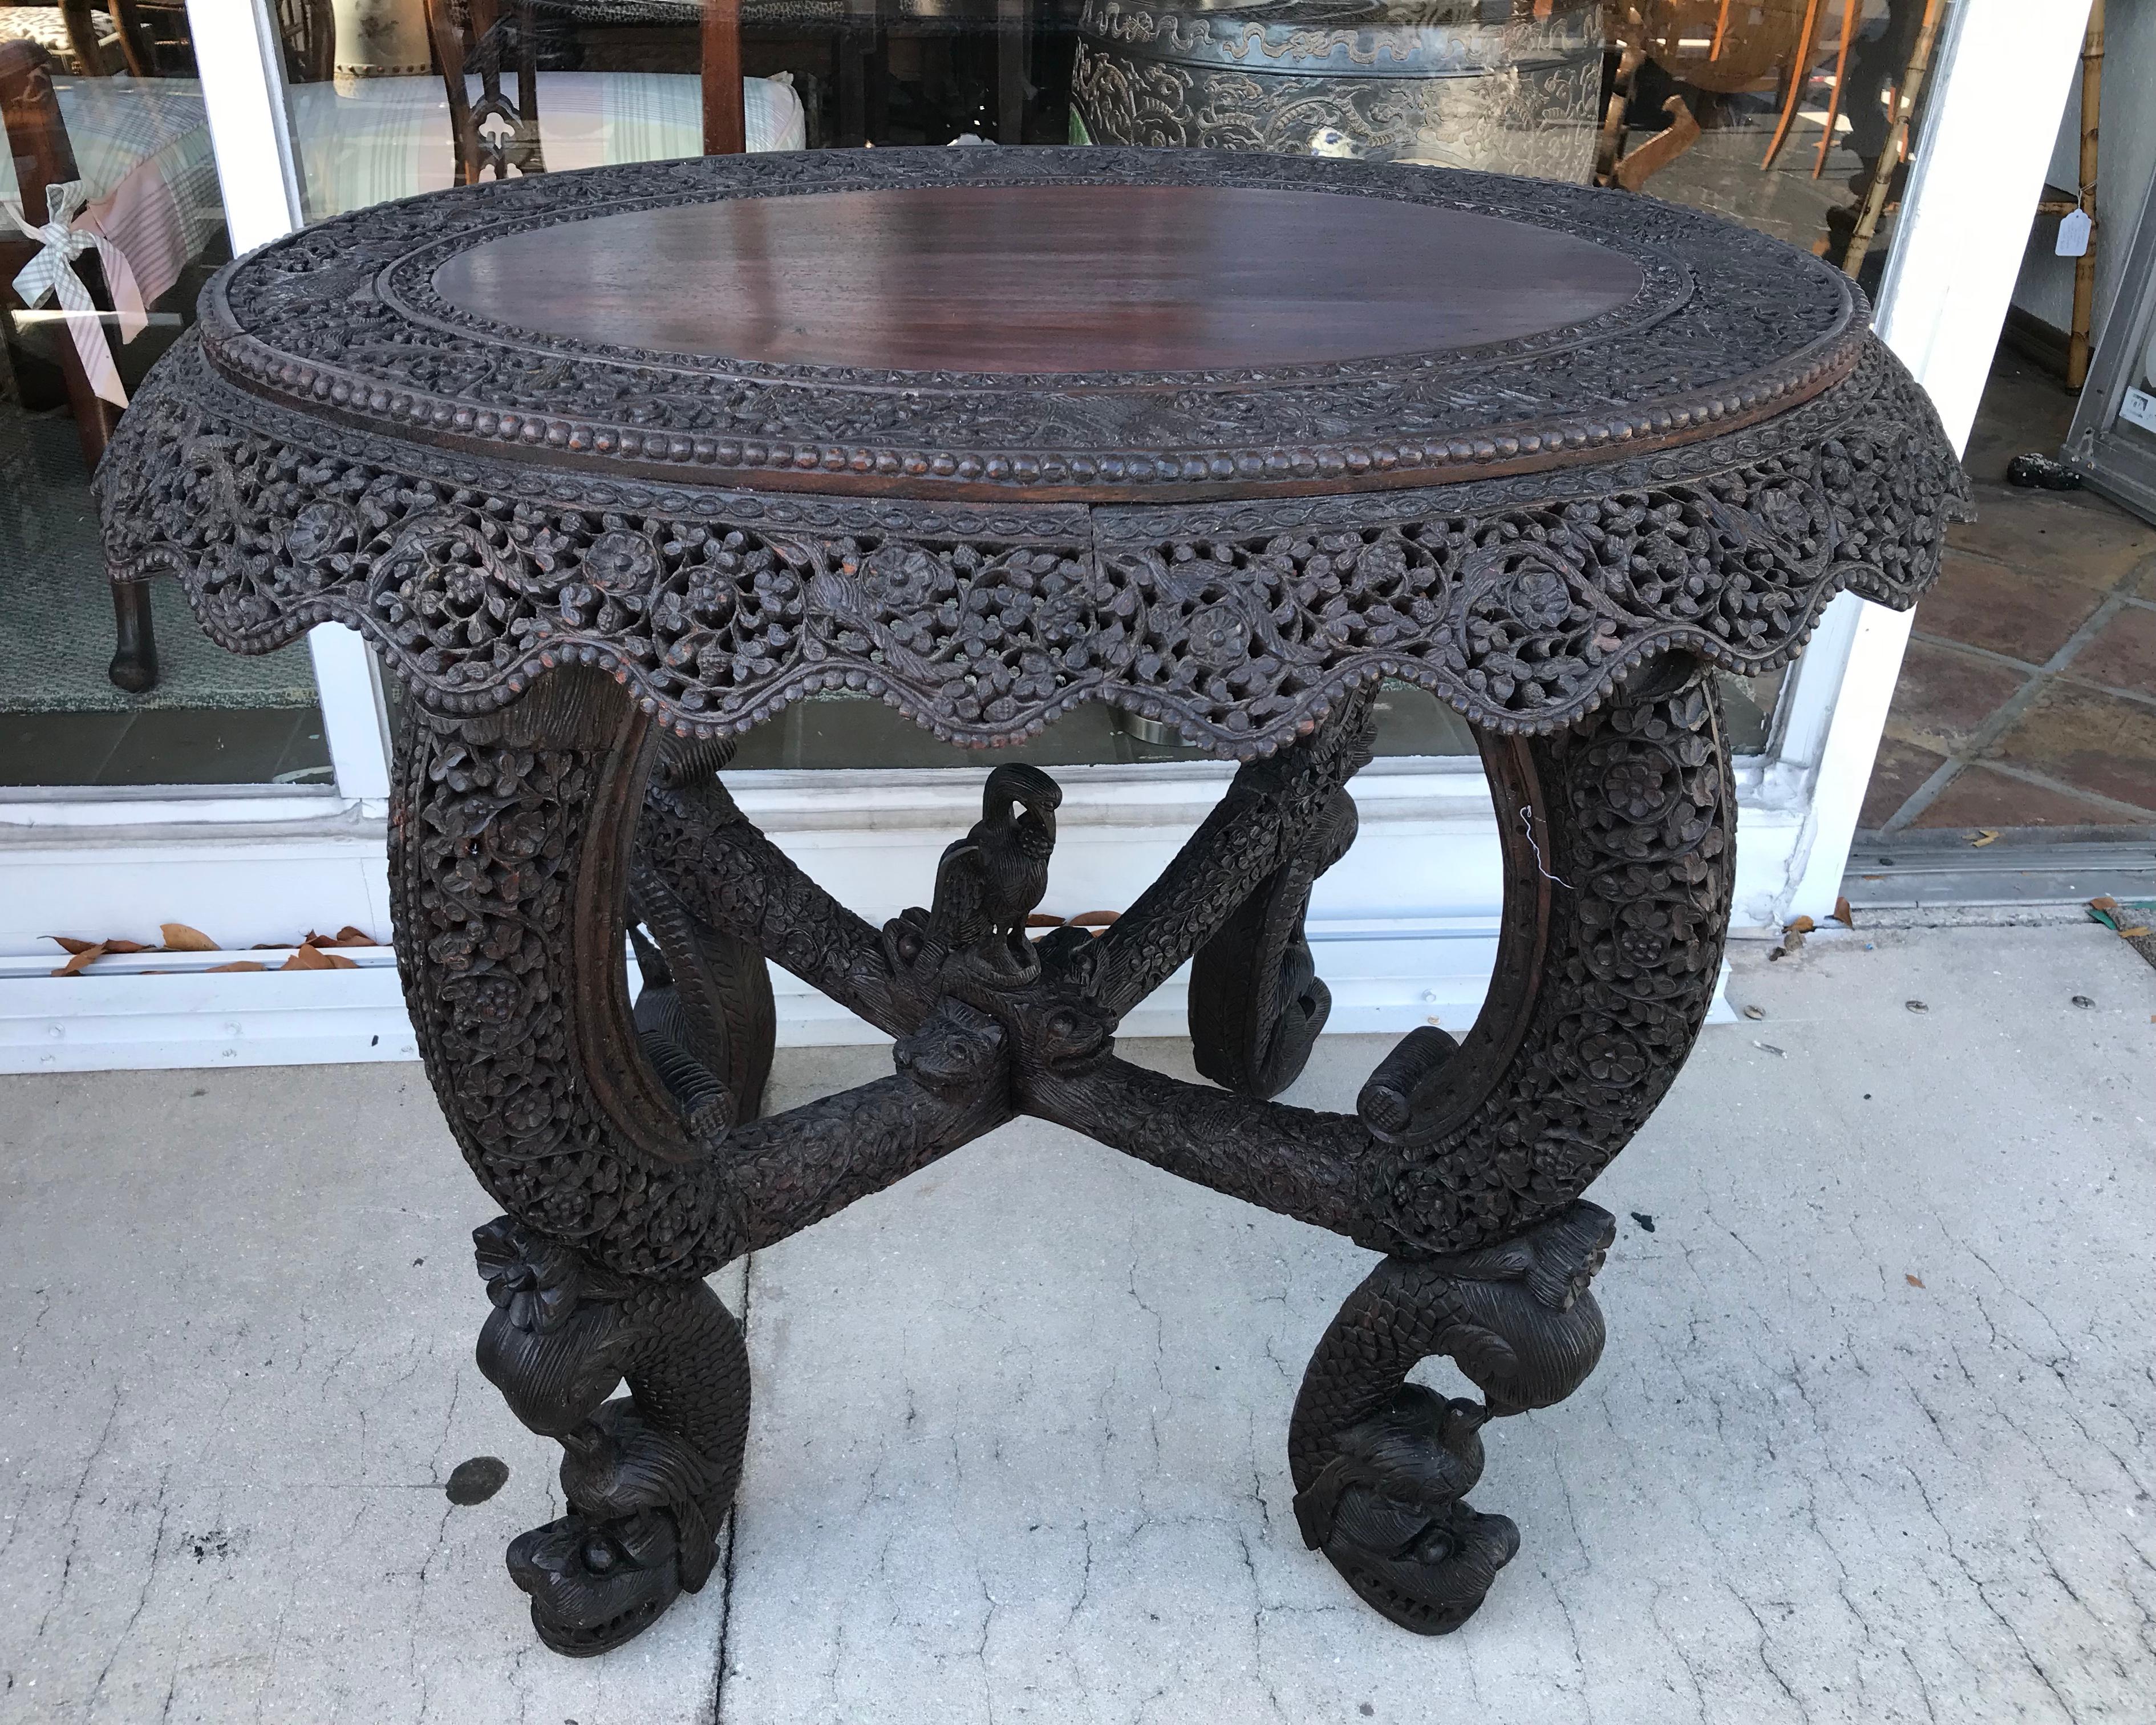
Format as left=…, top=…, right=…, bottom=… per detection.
left=99, top=147, right=1965, bottom=1655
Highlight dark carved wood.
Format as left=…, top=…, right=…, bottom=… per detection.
left=1071, top=0, right=1603, bottom=184
left=100, top=150, right=1966, bottom=1653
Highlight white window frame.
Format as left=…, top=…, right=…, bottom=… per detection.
left=0, top=0, right=2093, bottom=1070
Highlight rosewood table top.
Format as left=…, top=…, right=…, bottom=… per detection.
left=98, top=147, right=1966, bottom=1658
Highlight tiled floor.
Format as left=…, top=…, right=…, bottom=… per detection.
left=1861, top=351, right=2156, bottom=832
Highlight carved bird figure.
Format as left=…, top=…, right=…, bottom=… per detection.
left=927, top=764, right=1062, bottom=970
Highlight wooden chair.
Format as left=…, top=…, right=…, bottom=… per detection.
left=0, top=35, right=154, bottom=688
left=274, top=0, right=335, bottom=83
left=0, top=2, right=152, bottom=77
left=423, top=0, right=748, bottom=183
left=1596, top=1, right=1842, bottom=192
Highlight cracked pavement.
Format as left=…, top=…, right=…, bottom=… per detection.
left=2, top=925, right=2150, bottom=1723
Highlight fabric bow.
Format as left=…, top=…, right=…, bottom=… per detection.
left=6, top=179, right=147, bottom=407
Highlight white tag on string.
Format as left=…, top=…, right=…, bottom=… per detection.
left=2056, top=207, right=2092, bottom=258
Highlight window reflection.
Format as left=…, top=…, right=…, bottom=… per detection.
left=0, top=7, right=328, bottom=788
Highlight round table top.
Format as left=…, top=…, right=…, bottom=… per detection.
left=199, top=147, right=1863, bottom=504
left=110, top=146, right=1964, bottom=755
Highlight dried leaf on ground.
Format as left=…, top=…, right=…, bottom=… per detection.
left=1906, top=1274, right=1925, bottom=1288
left=102, top=939, right=153, bottom=954
left=1024, top=913, right=1065, bottom=928
left=1833, top=894, right=1854, bottom=927
left=205, top=961, right=269, bottom=973
left=303, top=926, right=380, bottom=947
left=50, top=943, right=107, bottom=977
left=282, top=944, right=357, bottom=971
left=160, top=922, right=219, bottom=951
left=1069, top=910, right=1120, bottom=928
left=1785, top=916, right=1815, bottom=936
left=1970, top=828, right=1999, bottom=847
left=45, top=935, right=99, bottom=955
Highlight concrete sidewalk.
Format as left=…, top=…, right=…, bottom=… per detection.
left=2, top=925, right=2151, bottom=1724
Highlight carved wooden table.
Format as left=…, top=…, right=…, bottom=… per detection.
left=99, top=147, right=1964, bottom=1656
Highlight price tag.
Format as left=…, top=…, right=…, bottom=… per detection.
left=2118, top=386, right=2156, bottom=434
left=2056, top=207, right=2092, bottom=257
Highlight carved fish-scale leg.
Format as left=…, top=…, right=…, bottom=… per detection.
left=1285, top=1204, right=1615, bottom=1634
left=393, top=667, right=1019, bottom=1657
left=473, top=1215, right=752, bottom=1657
left=1284, top=653, right=1734, bottom=1631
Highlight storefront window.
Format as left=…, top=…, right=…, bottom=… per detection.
left=0, top=10, right=328, bottom=789
left=283, top=0, right=1940, bottom=773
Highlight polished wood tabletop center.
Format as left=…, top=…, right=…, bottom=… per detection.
left=431, top=182, right=1646, bottom=374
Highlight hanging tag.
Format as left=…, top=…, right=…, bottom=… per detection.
left=2057, top=207, right=2092, bottom=258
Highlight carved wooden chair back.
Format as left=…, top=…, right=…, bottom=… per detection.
left=0, top=34, right=156, bottom=687
left=422, top=0, right=745, bottom=187
left=274, top=0, right=334, bottom=83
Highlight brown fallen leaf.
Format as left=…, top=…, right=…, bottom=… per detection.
left=45, top=935, right=99, bottom=955
left=51, top=942, right=107, bottom=977
left=2119, top=926, right=2151, bottom=939
left=1024, top=913, right=1066, bottom=929
left=206, top=961, right=269, bottom=973
left=282, top=944, right=357, bottom=971
left=1833, top=894, right=1854, bottom=928
left=160, top=922, right=219, bottom=952
left=1068, top=910, right=1120, bottom=928
left=1971, top=828, right=1998, bottom=848
left=102, top=939, right=153, bottom=954
left=331, top=925, right=378, bottom=946
left=1785, top=915, right=1815, bottom=936
left=2091, top=895, right=2121, bottom=912
left=1906, top=1274, right=1925, bottom=1289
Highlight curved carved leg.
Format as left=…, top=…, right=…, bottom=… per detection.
left=473, top=1216, right=751, bottom=1657
left=1286, top=1202, right=1615, bottom=1634
left=1278, top=652, right=1731, bottom=1630
left=393, top=667, right=1024, bottom=1657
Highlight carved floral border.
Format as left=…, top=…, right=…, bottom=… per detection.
left=98, top=336, right=1967, bottom=756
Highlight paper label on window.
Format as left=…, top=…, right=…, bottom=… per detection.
left=2056, top=208, right=2092, bottom=257
left=2118, top=386, right=2156, bottom=434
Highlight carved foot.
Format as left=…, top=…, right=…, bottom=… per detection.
left=473, top=1216, right=749, bottom=1655
left=1288, top=1201, right=1616, bottom=1634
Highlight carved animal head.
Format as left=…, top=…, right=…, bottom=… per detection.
left=1293, top=1385, right=1519, bottom=1638
left=506, top=1392, right=725, bottom=1657
left=1423, top=1202, right=1617, bottom=1415
left=473, top=1217, right=641, bottom=1439
left=506, top=1508, right=683, bottom=1657
left=980, top=763, right=1061, bottom=860
left=894, top=999, right=1007, bottom=1100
